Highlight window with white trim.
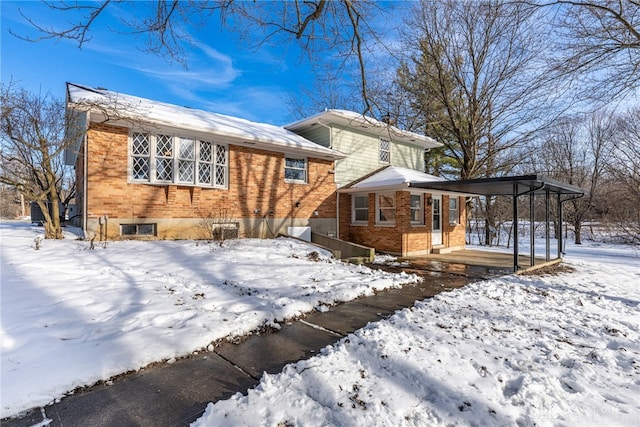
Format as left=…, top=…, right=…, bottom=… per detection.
left=449, top=197, right=459, bottom=225
left=352, top=195, right=369, bottom=223
left=131, top=133, right=150, bottom=180
left=376, top=193, right=396, bottom=224
left=379, top=138, right=391, bottom=163
left=284, top=157, right=307, bottom=183
left=130, top=132, right=227, bottom=188
left=410, top=194, right=424, bottom=224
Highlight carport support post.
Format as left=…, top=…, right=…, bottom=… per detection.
left=530, top=191, right=535, bottom=267
left=513, top=183, right=519, bottom=272
left=545, top=190, right=550, bottom=261
left=557, top=193, right=563, bottom=258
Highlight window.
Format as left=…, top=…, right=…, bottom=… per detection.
left=377, top=193, right=396, bottom=224
left=121, top=223, right=156, bottom=236
left=285, top=157, right=307, bottom=183
left=155, top=134, right=174, bottom=182
left=379, top=138, right=391, bottom=163
left=130, top=132, right=227, bottom=188
left=352, top=195, right=369, bottom=223
left=410, top=194, right=423, bottom=224
left=177, top=137, right=195, bottom=183
left=449, top=197, right=459, bottom=225
left=131, top=133, right=150, bottom=180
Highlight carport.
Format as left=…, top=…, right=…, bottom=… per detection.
left=410, top=175, right=587, bottom=272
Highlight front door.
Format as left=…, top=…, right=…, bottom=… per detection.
left=432, top=195, right=442, bottom=246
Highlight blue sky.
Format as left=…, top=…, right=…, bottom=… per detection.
left=1, top=1, right=355, bottom=125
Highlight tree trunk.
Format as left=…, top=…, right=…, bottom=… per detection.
left=574, top=221, right=582, bottom=244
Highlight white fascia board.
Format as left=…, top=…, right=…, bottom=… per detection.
left=285, top=110, right=442, bottom=149
left=339, top=185, right=477, bottom=197
left=338, top=184, right=410, bottom=194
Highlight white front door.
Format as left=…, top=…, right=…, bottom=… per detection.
left=432, top=195, right=442, bottom=246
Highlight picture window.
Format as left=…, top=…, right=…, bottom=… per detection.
left=129, top=132, right=227, bottom=188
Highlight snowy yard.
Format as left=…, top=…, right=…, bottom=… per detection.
left=0, top=221, right=416, bottom=419
left=195, top=242, right=640, bottom=425
left=2, top=221, right=639, bottom=426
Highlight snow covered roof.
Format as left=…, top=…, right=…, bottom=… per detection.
left=340, top=166, right=445, bottom=192
left=284, top=109, right=442, bottom=150
left=66, top=83, right=345, bottom=161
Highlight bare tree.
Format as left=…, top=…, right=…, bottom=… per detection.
left=607, top=107, right=640, bottom=243
left=392, top=0, right=564, bottom=246
left=532, top=111, right=614, bottom=243
left=395, top=0, right=558, bottom=181
left=12, top=0, right=383, bottom=114
left=536, top=0, right=640, bottom=101
left=0, top=84, right=78, bottom=238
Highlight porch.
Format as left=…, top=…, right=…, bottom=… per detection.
left=384, top=248, right=556, bottom=279
left=413, top=248, right=555, bottom=273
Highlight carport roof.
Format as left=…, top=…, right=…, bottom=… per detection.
left=409, top=174, right=587, bottom=197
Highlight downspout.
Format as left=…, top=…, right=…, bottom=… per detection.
left=83, top=112, right=89, bottom=237
left=315, top=120, right=338, bottom=237
left=558, top=193, right=585, bottom=256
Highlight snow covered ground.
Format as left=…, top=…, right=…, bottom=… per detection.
left=0, top=221, right=417, bottom=419
left=195, top=242, right=640, bottom=425
left=2, top=221, right=639, bottom=425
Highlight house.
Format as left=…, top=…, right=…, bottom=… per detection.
left=64, top=83, right=469, bottom=256
left=285, top=110, right=467, bottom=256
left=64, top=83, right=345, bottom=241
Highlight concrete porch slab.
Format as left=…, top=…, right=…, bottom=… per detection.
left=416, top=249, right=548, bottom=270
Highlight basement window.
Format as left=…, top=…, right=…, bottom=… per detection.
left=121, top=223, right=156, bottom=236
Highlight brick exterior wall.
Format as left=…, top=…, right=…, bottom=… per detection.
left=80, top=123, right=337, bottom=240
left=443, top=195, right=467, bottom=248
left=339, top=191, right=466, bottom=256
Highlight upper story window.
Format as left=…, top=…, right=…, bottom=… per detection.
left=410, top=194, right=424, bottom=224
left=379, top=138, right=391, bottom=163
left=376, top=193, right=396, bottom=225
left=285, top=157, right=307, bottom=183
left=130, top=132, right=227, bottom=188
left=352, top=194, right=369, bottom=223
left=449, top=197, right=459, bottom=225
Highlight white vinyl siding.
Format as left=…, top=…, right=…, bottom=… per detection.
left=393, top=141, right=425, bottom=171
left=330, top=126, right=426, bottom=188
left=295, top=126, right=331, bottom=148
